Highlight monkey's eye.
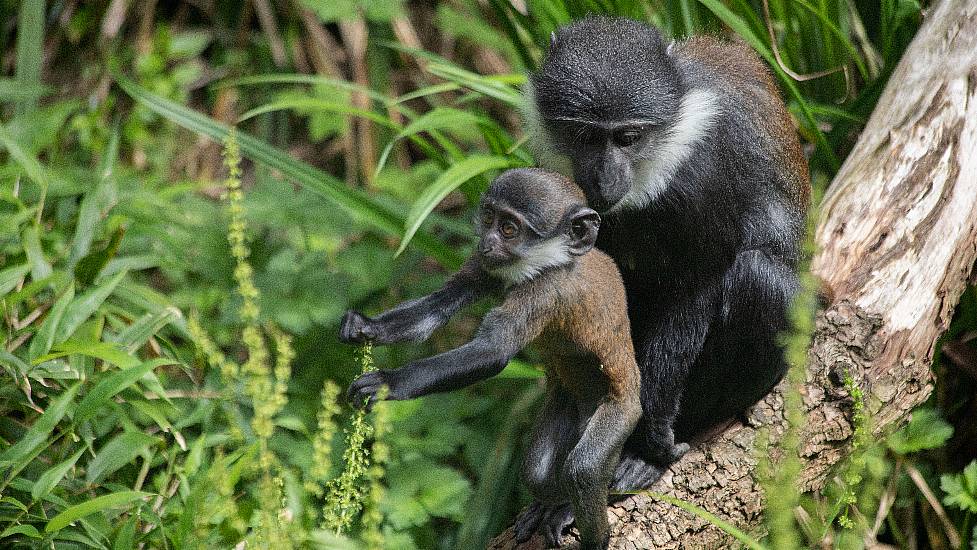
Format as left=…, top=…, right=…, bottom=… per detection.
left=500, top=220, right=519, bottom=239
left=480, top=210, right=494, bottom=227
left=612, top=128, right=643, bottom=147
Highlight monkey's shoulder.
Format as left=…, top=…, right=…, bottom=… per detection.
left=674, top=36, right=774, bottom=94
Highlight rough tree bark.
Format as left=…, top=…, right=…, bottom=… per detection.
left=490, top=0, right=977, bottom=547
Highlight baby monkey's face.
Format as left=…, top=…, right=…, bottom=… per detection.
left=475, top=200, right=542, bottom=272
left=475, top=168, right=601, bottom=284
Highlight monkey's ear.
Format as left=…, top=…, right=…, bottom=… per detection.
left=567, top=208, right=600, bottom=256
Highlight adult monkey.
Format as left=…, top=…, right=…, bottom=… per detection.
left=516, top=16, right=811, bottom=542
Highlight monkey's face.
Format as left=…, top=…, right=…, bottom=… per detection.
left=474, top=202, right=541, bottom=271
left=527, top=16, right=686, bottom=212
left=475, top=170, right=600, bottom=284
left=544, top=120, right=672, bottom=212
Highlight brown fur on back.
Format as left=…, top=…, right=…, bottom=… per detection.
left=676, top=36, right=810, bottom=209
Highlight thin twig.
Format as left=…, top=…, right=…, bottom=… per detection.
left=868, top=459, right=901, bottom=542
left=761, top=0, right=846, bottom=82
left=905, top=462, right=961, bottom=548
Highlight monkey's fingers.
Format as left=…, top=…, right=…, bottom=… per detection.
left=514, top=502, right=546, bottom=543
left=338, top=310, right=376, bottom=344
left=541, top=503, right=574, bottom=547
left=347, top=372, right=384, bottom=409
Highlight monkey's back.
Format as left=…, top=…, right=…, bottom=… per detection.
left=675, top=36, right=810, bottom=211
left=534, top=250, right=639, bottom=403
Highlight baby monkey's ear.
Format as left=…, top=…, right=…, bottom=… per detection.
left=567, top=207, right=600, bottom=256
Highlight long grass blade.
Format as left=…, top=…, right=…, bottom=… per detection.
left=396, top=155, right=522, bottom=256
left=14, top=0, right=44, bottom=116
left=114, top=71, right=462, bottom=267
left=45, top=491, right=151, bottom=533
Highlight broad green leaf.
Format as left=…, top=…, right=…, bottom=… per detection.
left=128, top=399, right=176, bottom=434
left=0, top=120, right=49, bottom=188
left=2, top=495, right=28, bottom=511
left=220, top=74, right=399, bottom=109
left=377, top=107, right=483, bottom=172
left=887, top=408, right=954, bottom=455
left=0, top=263, right=29, bottom=296
left=53, top=269, right=127, bottom=345
left=28, top=282, right=75, bottom=361
left=21, top=225, right=52, bottom=281
left=0, top=384, right=80, bottom=467
left=85, top=431, right=158, bottom=484
left=0, top=78, right=49, bottom=102
left=0, top=349, right=31, bottom=375
left=74, top=226, right=125, bottom=285
left=425, top=63, right=524, bottom=106
left=74, top=358, right=172, bottom=423
left=45, top=491, right=151, bottom=533
left=238, top=97, right=398, bottom=128
left=14, top=0, right=44, bottom=116
left=0, top=523, right=41, bottom=539
left=109, top=307, right=179, bottom=353
left=396, top=155, right=520, bottom=256
left=35, top=340, right=140, bottom=369
left=112, top=513, right=137, bottom=550
left=70, top=123, right=120, bottom=265
left=114, top=71, right=462, bottom=268
left=32, top=447, right=85, bottom=501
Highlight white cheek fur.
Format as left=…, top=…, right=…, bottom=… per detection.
left=489, top=237, right=572, bottom=285
left=609, top=88, right=720, bottom=213
left=522, top=82, right=575, bottom=177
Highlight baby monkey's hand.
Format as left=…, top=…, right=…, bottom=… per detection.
left=339, top=310, right=377, bottom=343
left=347, top=370, right=397, bottom=410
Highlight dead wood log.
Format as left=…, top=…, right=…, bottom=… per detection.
left=490, top=0, right=977, bottom=546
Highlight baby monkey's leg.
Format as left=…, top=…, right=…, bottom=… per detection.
left=564, top=396, right=642, bottom=550
left=516, top=387, right=580, bottom=545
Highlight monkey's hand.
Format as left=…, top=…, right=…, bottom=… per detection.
left=339, top=310, right=378, bottom=343
left=347, top=369, right=403, bottom=409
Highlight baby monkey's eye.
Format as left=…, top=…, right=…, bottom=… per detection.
left=612, top=128, right=643, bottom=147
left=500, top=220, right=519, bottom=239
left=480, top=210, right=494, bottom=226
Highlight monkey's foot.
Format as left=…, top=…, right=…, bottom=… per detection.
left=610, top=453, right=666, bottom=493
left=650, top=441, right=690, bottom=465
left=514, top=501, right=574, bottom=547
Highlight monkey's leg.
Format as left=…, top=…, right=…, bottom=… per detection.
left=675, top=249, right=797, bottom=437
left=339, top=257, right=492, bottom=344
left=631, top=293, right=714, bottom=466
left=564, top=397, right=642, bottom=550
left=515, top=387, right=580, bottom=545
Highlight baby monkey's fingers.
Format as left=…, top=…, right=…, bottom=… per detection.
left=339, top=310, right=377, bottom=344
left=346, top=371, right=386, bottom=410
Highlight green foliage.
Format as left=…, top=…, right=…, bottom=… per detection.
left=942, top=462, right=977, bottom=514
left=4, top=1, right=973, bottom=549
left=888, top=408, right=955, bottom=455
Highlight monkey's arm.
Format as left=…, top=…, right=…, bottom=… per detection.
left=347, top=280, right=554, bottom=405
left=339, top=257, right=495, bottom=345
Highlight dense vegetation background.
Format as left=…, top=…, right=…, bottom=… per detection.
left=0, top=0, right=975, bottom=548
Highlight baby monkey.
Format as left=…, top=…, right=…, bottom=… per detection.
left=340, top=168, right=641, bottom=549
